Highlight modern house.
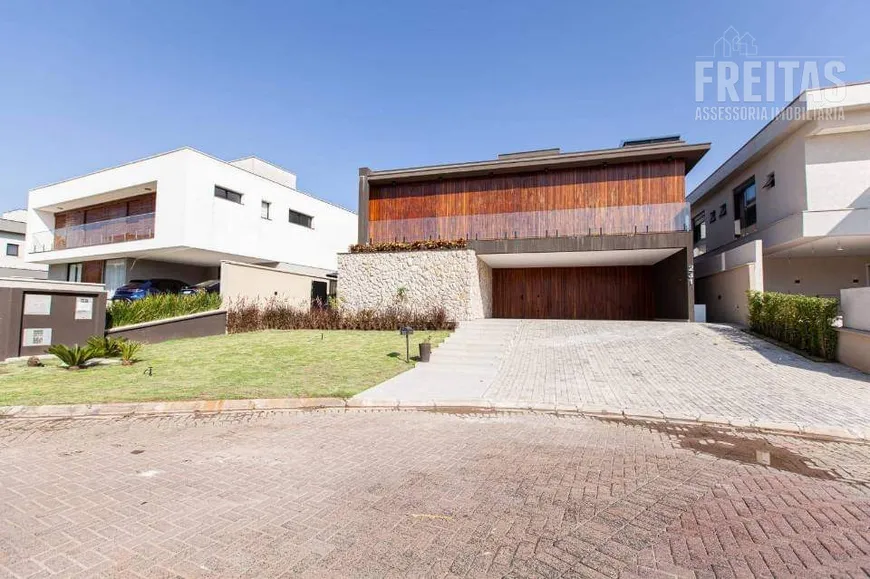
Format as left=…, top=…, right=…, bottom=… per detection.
left=339, top=137, right=710, bottom=321
left=690, top=82, right=870, bottom=324
left=25, top=148, right=357, bottom=298
left=0, top=210, right=48, bottom=278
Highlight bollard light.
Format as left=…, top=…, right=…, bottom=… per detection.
left=399, top=326, right=414, bottom=362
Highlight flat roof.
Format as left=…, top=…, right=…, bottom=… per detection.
left=0, top=218, right=26, bottom=235
left=363, top=141, right=711, bottom=184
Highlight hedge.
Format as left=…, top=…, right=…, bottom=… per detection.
left=107, top=293, right=222, bottom=328
left=746, top=290, right=839, bottom=360
left=227, top=298, right=455, bottom=333
left=349, top=239, right=467, bottom=253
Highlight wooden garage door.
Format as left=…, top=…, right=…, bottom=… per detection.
left=492, top=267, right=655, bottom=320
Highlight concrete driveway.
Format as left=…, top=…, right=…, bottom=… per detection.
left=355, top=320, right=870, bottom=436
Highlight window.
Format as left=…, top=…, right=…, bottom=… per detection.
left=733, top=178, right=757, bottom=237
left=6, top=243, right=19, bottom=257
left=67, top=263, right=83, bottom=282
left=288, top=209, right=313, bottom=228
left=719, top=204, right=727, bottom=217
left=709, top=210, right=717, bottom=224
left=763, top=172, right=776, bottom=189
left=692, top=212, right=706, bottom=244
left=214, top=185, right=243, bottom=204
left=261, top=200, right=271, bottom=219
left=104, top=259, right=126, bottom=297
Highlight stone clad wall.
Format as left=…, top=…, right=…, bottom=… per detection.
left=337, top=249, right=490, bottom=321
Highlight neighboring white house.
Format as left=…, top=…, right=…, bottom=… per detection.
left=689, top=82, right=870, bottom=324
left=25, top=148, right=356, bottom=295
left=0, top=209, right=48, bottom=278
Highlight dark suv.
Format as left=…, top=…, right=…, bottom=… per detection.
left=111, top=279, right=188, bottom=301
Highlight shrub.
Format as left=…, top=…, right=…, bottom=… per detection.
left=86, top=335, right=127, bottom=357
left=226, top=297, right=455, bottom=334
left=46, top=344, right=98, bottom=370
left=119, top=341, right=143, bottom=366
left=108, top=293, right=222, bottom=328
left=747, top=291, right=839, bottom=360
left=349, top=239, right=468, bottom=253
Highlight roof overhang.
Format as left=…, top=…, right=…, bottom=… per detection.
left=365, top=142, right=711, bottom=185
left=478, top=248, right=682, bottom=268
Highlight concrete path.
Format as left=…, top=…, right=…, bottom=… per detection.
left=354, top=319, right=522, bottom=401
left=2, top=411, right=870, bottom=577
left=355, top=319, right=870, bottom=437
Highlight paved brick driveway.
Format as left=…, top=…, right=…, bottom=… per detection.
left=487, top=321, right=870, bottom=434
left=361, top=320, right=870, bottom=436
left=2, top=410, right=870, bottom=577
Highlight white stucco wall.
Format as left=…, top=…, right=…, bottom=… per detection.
left=25, top=148, right=356, bottom=271
left=764, top=256, right=869, bottom=298
left=336, top=249, right=491, bottom=321
left=841, top=287, right=870, bottom=332
left=691, top=126, right=810, bottom=254
left=220, top=260, right=328, bottom=308
left=805, top=128, right=870, bottom=212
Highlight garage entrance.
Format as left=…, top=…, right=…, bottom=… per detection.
left=483, top=247, right=690, bottom=321
left=492, top=266, right=654, bottom=320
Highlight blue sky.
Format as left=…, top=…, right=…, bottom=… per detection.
left=1, top=0, right=868, bottom=212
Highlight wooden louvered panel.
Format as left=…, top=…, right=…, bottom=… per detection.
left=368, top=160, right=684, bottom=242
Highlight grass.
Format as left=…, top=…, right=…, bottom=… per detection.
left=0, top=330, right=450, bottom=406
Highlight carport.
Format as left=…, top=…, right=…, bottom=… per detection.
left=478, top=245, right=692, bottom=321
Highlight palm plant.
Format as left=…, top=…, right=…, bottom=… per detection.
left=119, top=341, right=143, bottom=366
left=46, top=344, right=97, bottom=370
left=85, top=335, right=127, bottom=357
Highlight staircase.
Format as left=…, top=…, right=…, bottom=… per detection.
left=353, top=319, right=521, bottom=403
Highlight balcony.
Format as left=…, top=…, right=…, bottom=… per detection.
left=30, top=212, right=155, bottom=253
left=367, top=202, right=691, bottom=244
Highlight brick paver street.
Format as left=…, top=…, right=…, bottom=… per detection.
left=362, top=320, right=870, bottom=436
left=2, top=410, right=870, bottom=577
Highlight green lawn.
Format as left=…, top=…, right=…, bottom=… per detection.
left=0, top=330, right=450, bottom=406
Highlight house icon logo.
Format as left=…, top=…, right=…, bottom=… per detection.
left=712, top=26, right=757, bottom=58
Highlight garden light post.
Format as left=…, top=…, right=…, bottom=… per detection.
left=399, top=326, right=414, bottom=362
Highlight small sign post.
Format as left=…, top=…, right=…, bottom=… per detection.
left=399, top=326, right=414, bottom=362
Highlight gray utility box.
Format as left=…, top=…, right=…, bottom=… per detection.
left=0, top=278, right=107, bottom=360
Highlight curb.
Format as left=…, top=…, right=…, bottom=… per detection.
left=0, top=398, right=865, bottom=443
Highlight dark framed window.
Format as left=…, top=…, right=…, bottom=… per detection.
left=6, top=243, right=19, bottom=257
left=261, top=200, right=271, bottom=219
left=719, top=203, right=727, bottom=217
left=733, top=177, right=757, bottom=236
left=215, top=185, right=243, bottom=204
left=67, top=262, right=83, bottom=282
left=288, top=209, right=313, bottom=228
left=709, top=210, right=717, bottom=224
left=692, top=212, right=706, bottom=244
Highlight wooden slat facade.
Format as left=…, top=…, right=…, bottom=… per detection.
left=53, top=193, right=156, bottom=250
left=492, top=267, right=655, bottom=320
left=54, top=193, right=156, bottom=229
left=367, top=160, right=685, bottom=243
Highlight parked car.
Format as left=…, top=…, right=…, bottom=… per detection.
left=180, top=280, right=220, bottom=295
left=111, top=279, right=188, bottom=301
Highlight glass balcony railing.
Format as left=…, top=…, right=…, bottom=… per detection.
left=30, top=212, right=155, bottom=253
left=367, top=203, right=690, bottom=244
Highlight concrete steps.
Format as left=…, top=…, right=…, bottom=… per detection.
left=354, top=319, right=522, bottom=402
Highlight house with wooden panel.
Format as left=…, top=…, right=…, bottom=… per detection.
left=25, top=148, right=356, bottom=297
left=339, top=137, right=710, bottom=321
